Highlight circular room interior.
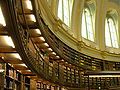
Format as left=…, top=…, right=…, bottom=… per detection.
left=0, top=0, right=120, bottom=90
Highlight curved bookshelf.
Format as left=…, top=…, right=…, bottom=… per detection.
left=1, top=0, right=81, bottom=88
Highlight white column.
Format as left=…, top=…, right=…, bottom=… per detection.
left=71, top=0, right=85, bottom=40
left=95, top=0, right=107, bottom=51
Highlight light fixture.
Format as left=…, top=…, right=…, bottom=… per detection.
left=0, top=7, right=6, bottom=26
left=17, top=70, right=19, bottom=72
left=44, top=43, right=49, bottom=47
left=19, top=64, right=27, bottom=67
left=26, top=0, right=33, bottom=10
left=26, top=70, right=31, bottom=72
left=56, top=56, right=60, bottom=58
left=17, top=70, right=21, bottom=73
left=48, top=48, right=52, bottom=51
left=13, top=53, right=22, bottom=60
left=1, top=56, right=4, bottom=59
left=51, top=52, right=56, bottom=55
left=30, top=15, right=36, bottom=22
left=40, top=37, right=45, bottom=41
left=4, top=36, right=15, bottom=48
left=65, top=62, right=68, bottom=64
left=35, top=29, right=41, bottom=35
left=0, top=69, right=4, bottom=72
left=8, top=63, right=11, bottom=66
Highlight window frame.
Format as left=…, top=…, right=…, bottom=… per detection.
left=57, top=0, right=73, bottom=26
left=105, top=15, right=119, bottom=48
left=81, top=7, right=94, bottom=41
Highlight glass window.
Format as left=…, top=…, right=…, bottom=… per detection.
left=58, top=0, right=73, bottom=26
left=105, top=17, right=119, bottom=48
left=81, top=8, right=94, bottom=41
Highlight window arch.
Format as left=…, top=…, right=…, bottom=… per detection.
left=105, top=16, right=119, bottom=48
left=81, top=7, right=94, bottom=41
left=58, top=0, right=73, bottom=26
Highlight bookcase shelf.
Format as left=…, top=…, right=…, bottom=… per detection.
left=24, top=76, right=30, bottom=90
left=0, top=61, right=31, bottom=90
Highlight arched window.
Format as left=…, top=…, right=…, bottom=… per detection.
left=58, top=0, right=73, bottom=26
left=105, top=17, right=119, bottom=48
left=81, top=8, right=94, bottom=41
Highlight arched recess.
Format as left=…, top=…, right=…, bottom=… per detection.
left=103, top=1, right=120, bottom=54
left=81, top=0, right=96, bottom=44
left=105, top=10, right=119, bottom=48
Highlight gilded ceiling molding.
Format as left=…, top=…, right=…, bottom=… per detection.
left=100, top=51, right=107, bottom=59
left=77, top=41, right=85, bottom=51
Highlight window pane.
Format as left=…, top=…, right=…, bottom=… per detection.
left=105, top=18, right=119, bottom=48
left=58, top=0, right=73, bottom=26
left=63, top=0, right=69, bottom=25
left=105, top=19, right=111, bottom=47
left=81, top=8, right=94, bottom=41
left=58, top=0, right=63, bottom=20
left=69, top=0, right=73, bottom=24
left=82, top=11, right=87, bottom=38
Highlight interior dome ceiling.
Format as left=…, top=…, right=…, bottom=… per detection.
left=42, top=0, right=120, bottom=62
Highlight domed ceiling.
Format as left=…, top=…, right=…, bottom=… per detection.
left=39, top=0, right=120, bottom=62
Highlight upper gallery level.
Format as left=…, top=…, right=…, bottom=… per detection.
left=38, top=0, right=120, bottom=62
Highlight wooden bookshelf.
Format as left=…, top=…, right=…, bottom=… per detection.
left=24, top=76, right=30, bottom=90
left=0, top=61, right=5, bottom=89
left=0, top=62, right=33, bottom=90
left=3, top=64, right=21, bottom=90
